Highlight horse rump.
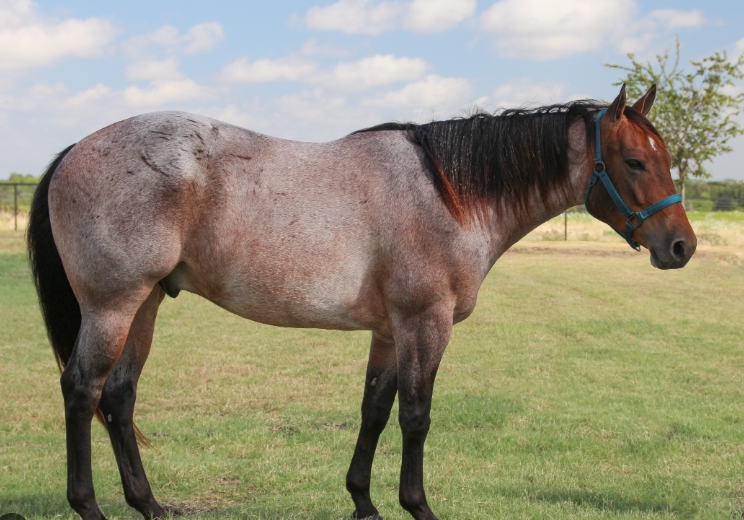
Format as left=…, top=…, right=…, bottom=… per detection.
left=27, top=144, right=149, bottom=445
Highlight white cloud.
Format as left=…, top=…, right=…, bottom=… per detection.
left=221, top=57, right=318, bottom=83
left=64, top=84, right=112, bottom=109
left=648, top=9, right=705, bottom=29
left=182, top=22, right=224, bottom=53
left=277, top=88, right=348, bottom=120
left=205, top=104, right=265, bottom=129
left=476, top=79, right=569, bottom=110
left=0, top=0, right=115, bottom=69
left=126, top=58, right=183, bottom=81
left=331, top=55, right=429, bottom=90
left=300, top=38, right=350, bottom=57
left=404, top=0, right=477, bottom=32
left=221, top=53, right=429, bottom=91
left=305, top=0, right=475, bottom=35
left=123, top=22, right=224, bottom=59
left=123, top=79, right=211, bottom=107
left=480, top=0, right=705, bottom=60
left=366, top=74, right=471, bottom=108
left=735, top=38, right=744, bottom=59
left=306, top=0, right=401, bottom=34
left=481, top=0, right=631, bottom=60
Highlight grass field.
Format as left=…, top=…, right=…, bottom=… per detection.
left=2, top=215, right=744, bottom=519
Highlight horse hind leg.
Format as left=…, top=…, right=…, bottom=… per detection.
left=61, top=288, right=153, bottom=520
left=98, top=287, right=166, bottom=519
left=346, top=335, right=398, bottom=520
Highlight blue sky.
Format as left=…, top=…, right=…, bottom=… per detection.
left=3, top=0, right=744, bottom=179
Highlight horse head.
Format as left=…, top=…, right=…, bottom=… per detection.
left=586, top=84, right=696, bottom=269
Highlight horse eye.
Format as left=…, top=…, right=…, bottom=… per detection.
left=625, top=159, right=645, bottom=170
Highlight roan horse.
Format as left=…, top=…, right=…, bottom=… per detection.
left=28, top=84, right=695, bottom=520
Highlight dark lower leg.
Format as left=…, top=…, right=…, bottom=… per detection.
left=99, top=380, right=163, bottom=519
left=62, top=366, right=107, bottom=520
left=99, top=287, right=164, bottom=519
left=393, top=310, right=450, bottom=520
left=398, top=401, right=434, bottom=520
left=346, top=336, right=398, bottom=519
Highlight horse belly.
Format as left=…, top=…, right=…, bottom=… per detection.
left=176, top=235, right=382, bottom=331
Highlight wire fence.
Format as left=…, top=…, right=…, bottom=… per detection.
left=1, top=182, right=743, bottom=236
left=553, top=198, right=744, bottom=241
left=0, top=183, right=38, bottom=231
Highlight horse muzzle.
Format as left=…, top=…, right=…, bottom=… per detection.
left=648, top=233, right=697, bottom=270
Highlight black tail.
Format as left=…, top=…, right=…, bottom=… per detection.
left=28, top=144, right=79, bottom=372
left=27, top=145, right=150, bottom=447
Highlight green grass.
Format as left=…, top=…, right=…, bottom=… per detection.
left=2, top=231, right=744, bottom=519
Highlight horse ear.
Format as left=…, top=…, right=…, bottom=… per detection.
left=632, top=84, right=656, bottom=116
left=608, top=84, right=627, bottom=122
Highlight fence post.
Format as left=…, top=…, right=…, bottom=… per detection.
left=14, top=183, right=18, bottom=232
left=564, top=212, right=567, bottom=241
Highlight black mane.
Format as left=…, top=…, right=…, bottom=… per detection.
left=354, top=101, right=608, bottom=222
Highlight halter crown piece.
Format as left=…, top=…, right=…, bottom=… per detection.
left=583, top=108, right=682, bottom=251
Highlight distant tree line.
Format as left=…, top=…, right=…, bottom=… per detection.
left=0, top=172, right=40, bottom=184
left=678, top=179, right=744, bottom=211
left=680, top=179, right=744, bottom=200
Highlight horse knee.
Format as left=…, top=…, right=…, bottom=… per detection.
left=399, top=408, right=431, bottom=436
left=363, top=403, right=392, bottom=433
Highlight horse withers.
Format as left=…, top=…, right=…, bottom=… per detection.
left=27, top=85, right=695, bottom=520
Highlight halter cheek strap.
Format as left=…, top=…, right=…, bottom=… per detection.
left=584, top=108, right=682, bottom=251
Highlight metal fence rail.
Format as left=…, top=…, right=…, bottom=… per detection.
left=0, top=183, right=38, bottom=231
left=1, top=182, right=743, bottom=235
left=684, top=198, right=744, bottom=211
left=557, top=198, right=744, bottom=241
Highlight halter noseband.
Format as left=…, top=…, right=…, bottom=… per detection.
left=583, top=108, right=682, bottom=251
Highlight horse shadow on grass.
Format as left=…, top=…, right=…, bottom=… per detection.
left=495, top=485, right=698, bottom=516
left=1, top=493, right=136, bottom=520
left=3, top=488, right=703, bottom=518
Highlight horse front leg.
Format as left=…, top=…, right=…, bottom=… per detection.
left=394, top=309, right=451, bottom=520
left=346, top=334, right=398, bottom=520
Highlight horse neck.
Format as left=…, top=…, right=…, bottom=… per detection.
left=483, top=119, right=593, bottom=256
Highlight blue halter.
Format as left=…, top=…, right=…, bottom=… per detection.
left=584, top=108, right=682, bottom=251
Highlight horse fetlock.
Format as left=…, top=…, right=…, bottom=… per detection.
left=399, top=489, right=434, bottom=519
left=128, top=495, right=164, bottom=520
left=67, top=489, right=105, bottom=520
left=123, top=483, right=155, bottom=508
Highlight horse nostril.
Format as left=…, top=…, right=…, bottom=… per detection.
left=672, top=239, right=686, bottom=260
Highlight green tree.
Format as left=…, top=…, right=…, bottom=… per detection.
left=606, top=39, right=744, bottom=205
left=0, top=172, right=39, bottom=184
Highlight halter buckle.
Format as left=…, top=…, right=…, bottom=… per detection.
left=595, top=161, right=605, bottom=172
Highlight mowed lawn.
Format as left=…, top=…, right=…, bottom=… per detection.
left=2, top=229, right=744, bottom=519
